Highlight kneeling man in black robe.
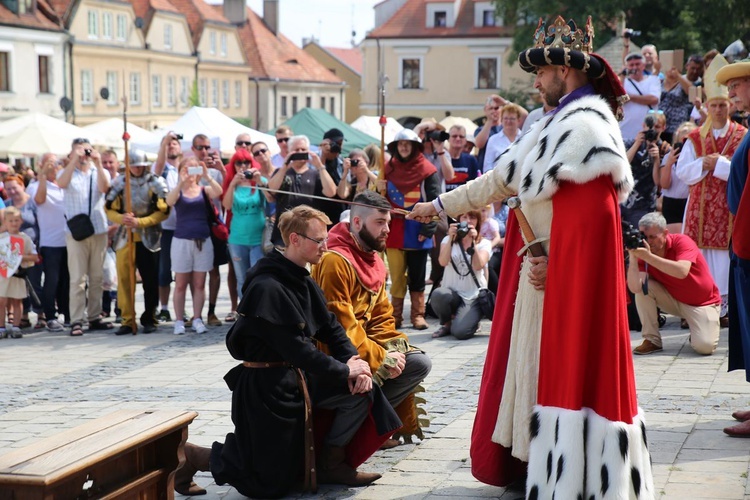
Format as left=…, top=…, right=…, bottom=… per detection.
left=175, top=204, right=401, bottom=498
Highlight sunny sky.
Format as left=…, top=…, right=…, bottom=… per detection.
left=244, top=0, right=381, bottom=49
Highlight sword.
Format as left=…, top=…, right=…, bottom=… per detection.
left=506, top=197, right=546, bottom=257
left=252, top=184, right=439, bottom=220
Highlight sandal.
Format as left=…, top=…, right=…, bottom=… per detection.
left=34, top=319, right=47, bottom=330
left=70, top=323, right=83, bottom=336
left=19, top=318, right=31, bottom=329
left=225, top=311, right=238, bottom=323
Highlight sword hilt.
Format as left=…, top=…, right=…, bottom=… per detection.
left=506, top=197, right=546, bottom=257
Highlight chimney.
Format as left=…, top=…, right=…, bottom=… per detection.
left=264, top=0, right=279, bottom=35
left=223, top=0, right=245, bottom=25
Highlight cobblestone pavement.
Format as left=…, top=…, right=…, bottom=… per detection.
left=1, top=291, right=750, bottom=499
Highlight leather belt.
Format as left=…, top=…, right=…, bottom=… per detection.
left=242, top=360, right=317, bottom=493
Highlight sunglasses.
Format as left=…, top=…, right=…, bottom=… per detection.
left=72, top=138, right=90, bottom=145
left=647, top=109, right=665, bottom=115
left=194, top=145, right=210, bottom=151
left=236, top=141, right=252, bottom=146
left=277, top=137, right=290, bottom=143
left=235, top=160, right=251, bottom=167
left=252, top=148, right=268, bottom=157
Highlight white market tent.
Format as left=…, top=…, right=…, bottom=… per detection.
left=83, top=118, right=160, bottom=156
left=350, top=115, right=404, bottom=144
left=134, top=107, right=279, bottom=157
left=0, top=113, right=99, bottom=157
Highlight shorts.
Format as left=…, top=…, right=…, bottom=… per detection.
left=171, top=237, right=214, bottom=274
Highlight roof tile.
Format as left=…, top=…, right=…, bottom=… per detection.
left=323, top=46, right=363, bottom=75
left=0, top=0, right=62, bottom=29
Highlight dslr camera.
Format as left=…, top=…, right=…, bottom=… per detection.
left=428, top=130, right=450, bottom=142
left=622, top=221, right=646, bottom=250
left=330, top=142, right=342, bottom=154
left=623, top=28, right=642, bottom=39
left=174, top=133, right=184, bottom=140
left=643, top=116, right=659, bottom=142
left=455, top=221, right=470, bottom=240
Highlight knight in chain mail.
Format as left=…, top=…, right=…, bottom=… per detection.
left=105, top=149, right=169, bottom=335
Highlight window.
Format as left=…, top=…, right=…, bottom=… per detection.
left=401, top=58, right=421, bottom=89
left=292, top=96, right=298, bottom=115
left=152, top=75, right=161, bottom=107
left=181, top=76, right=189, bottom=105
left=164, top=24, right=172, bottom=50
left=88, top=10, right=98, bottom=38
left=434, top=11, right=447, bottom=27
left=0, top=52, right=10, bottom=92
left=199, top=78, right=206, bottom=106
left=106, top=71, right=118, bottom=104
left=281, top=95, right=288, bottom=117
left=38, top=55, right=50, bottom=94
left=80, top=70, right=93, bottom=104
left=116, top=14, right=126, bottom=41
left=220, top=33, right=227, bottom=57
left=211, top=79, right=218, bottom=107
left=167, top=76, right=175, bottom=106
left=477, top=57, right=498, bottom=89
left=320, top=96, right=325, bottom=109
left=102, top=12, right=112, bottom=39
left=482, top=9, right=496, bottom=26
left=129, top=72, right=141, bottom=105
left=209, top=32, right=216, bottom=55
left=234, top=80, right=241, bottom=108
left=329, top=96, right=335, bottom=116
left=222, top=80, right=229, bottom=108
left=305, top=96, right=311, bottom=108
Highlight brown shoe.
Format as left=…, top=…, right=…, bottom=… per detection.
left=724, top=419, right=750, bottom=437
left=206, top=313, right=222, bottom=327
left=409, top=291, right=429, bottom=330
left=633, top=339, right=663, bottom=355
left=680, top=318, right=689, bottom=329
left=732, top=410, right=750, bottom=422
left=391, top=297, right=404, bottom=329
left=720, top=315, right=729, bottom=328
left=317, top=445, right=381, bottom=486
left=174, top=442, right=211, bottom=496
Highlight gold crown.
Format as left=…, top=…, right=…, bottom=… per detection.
left=532, top=16, right=594, bottom=53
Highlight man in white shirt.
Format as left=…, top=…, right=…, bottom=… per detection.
left=620, top=53, right=661, bottom=142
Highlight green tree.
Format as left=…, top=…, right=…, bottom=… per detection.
left=189, top=80, right=200, bottom=107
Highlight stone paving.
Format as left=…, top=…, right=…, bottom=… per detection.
left=1, top=290, right=750, bottom=499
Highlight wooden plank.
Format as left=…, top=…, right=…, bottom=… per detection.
left=97, top=468, right=167, bottom=500
left=0, top=410, right=196, bottom=483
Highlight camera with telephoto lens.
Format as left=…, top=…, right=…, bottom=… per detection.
left=330, top=143, right=342, bottom=154
left=623, top=28, right=642, bottom=39
left=456, top=221, right=470, bottom=240
left=622, top=221, right=646, bottom=250
left=428, top=130, right=450, bottom=142
left=84, top=149, right=92, bottom=156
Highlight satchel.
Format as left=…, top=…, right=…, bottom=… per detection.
left=202, top=189, right=229, bottom=242
left=66, top=173, right=96, bottom=241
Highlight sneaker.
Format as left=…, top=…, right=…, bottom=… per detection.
left=206, top=313, right=222, bottom=327
left=9, top=326, right=23, bottom=339
left=173, top=320, right=185, bottom=335
left=157, top=309, right=172, bottom=323
left=193, top=318, right=207, bottom=334
left=633, top=339, right=663, bottom=355
left=0, top=328, right=7, bottom=339
left=46, top=320, right=65, bottom=332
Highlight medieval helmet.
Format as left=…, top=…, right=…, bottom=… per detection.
left=129, top=149, right=150, bottom=167
left=387, top=128, right=424, bottom=156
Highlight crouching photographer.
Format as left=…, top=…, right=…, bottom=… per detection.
left=627, top=212, right=722, bottom=356
left=430, top=210, right=492, bottom=340
left=621, top=110, right=671, bottom=227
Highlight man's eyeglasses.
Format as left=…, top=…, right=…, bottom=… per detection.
left=252, top=148, right=268, bottom=157
left=489, top=106, right=500, bottom=111
left=236, top=141, right=252, bottom=146
left=298, top=233, right=328, bottom=246
left=72, top=138, right=90, bottom=145
left=194, top=145, right=210, bottom=151
left=450, top=134, right=465, bottom=139
left=277, top=137, right=290, bottom=143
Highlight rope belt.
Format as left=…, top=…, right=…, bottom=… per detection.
left=241, top=361, right=317, bottom=493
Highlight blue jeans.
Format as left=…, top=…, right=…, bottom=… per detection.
left=228, top=243, right=264, bottom=298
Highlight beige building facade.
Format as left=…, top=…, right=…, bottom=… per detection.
left=302, top=41, right=361, bottom=123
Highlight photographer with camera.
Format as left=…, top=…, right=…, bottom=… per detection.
left=337, top=149, right=377, bottom=202
left=413, top=119, right=454, bottom=186
left=318, top=128, right=347, bottom=223
left=622, top=110, right=671, bottom=227
left=628, top=212, right=721, bottom=355
left=659, top=122, right=696, bottom=233
left=430, top=210, right=492, bottom=340
left=57, top=138, right=113, bottom=336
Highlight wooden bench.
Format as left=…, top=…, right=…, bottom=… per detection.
left=0, top=409, right=198, bottom=500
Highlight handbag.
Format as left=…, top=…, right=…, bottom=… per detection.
left=66, top=174, right=95, bottom=241
left=451, top=242, right=496, bottom=320
left=202, top=189, right=229, bottom=242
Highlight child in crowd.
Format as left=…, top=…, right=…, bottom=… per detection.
left=0, top=207, right=38, bottom=338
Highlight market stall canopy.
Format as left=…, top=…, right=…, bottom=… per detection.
left=0, top=113, right=99, bottom=157
left=350, top=115, right=404, bottom=144
left=83, top=118, right=160, bottom=155
left=276, top=108, right=379, bottom=155
left=133, top=107, right=279, bottom=157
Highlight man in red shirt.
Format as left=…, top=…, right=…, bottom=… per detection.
left=628, top=212, right=721, bottom=355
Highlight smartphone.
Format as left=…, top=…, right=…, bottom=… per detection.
left=187, top=166, right=202, bottom=176
left=289, top=152, right=309, bottom=162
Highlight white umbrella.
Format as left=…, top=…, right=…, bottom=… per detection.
left=135, top=107, right=279, bottom=157
left=439, top=116, right=479, bottom=140
left=0, top=113, right=97, bottom=157
left=350, top=115, right=404, bottom=144
left=83, top=118, right=159, bottom=152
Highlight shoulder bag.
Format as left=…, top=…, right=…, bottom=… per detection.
left=66, top=172, right=96, bottom=241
